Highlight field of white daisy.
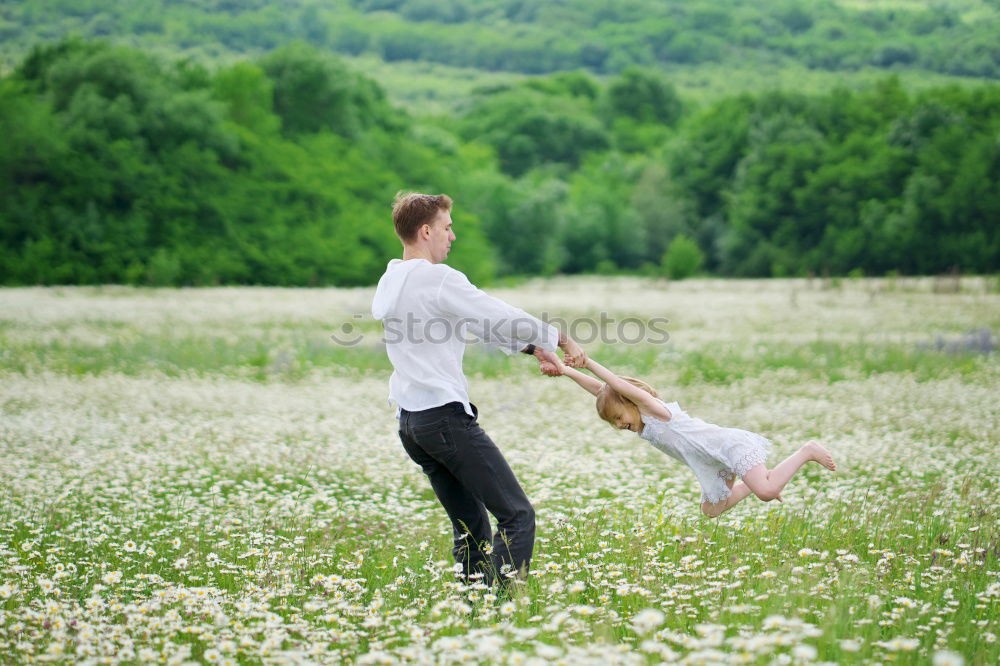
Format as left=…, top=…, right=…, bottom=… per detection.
left=1, top=276, right=997, bottom=664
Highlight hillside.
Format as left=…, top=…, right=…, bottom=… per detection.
left=1, top=0, right=998, bottom=110
left=1, top=2, right=998, bottom=285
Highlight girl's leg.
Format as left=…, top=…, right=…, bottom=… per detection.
left=701, top=476, right=754, bottom=518
left=742, top=440, right=836, bottom=502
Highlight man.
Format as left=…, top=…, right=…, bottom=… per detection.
left=371, top=191, right=584, bottom=584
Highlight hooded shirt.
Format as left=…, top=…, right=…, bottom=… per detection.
left=371, top=258, right=558, bottom=416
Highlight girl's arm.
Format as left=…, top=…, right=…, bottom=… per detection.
left=584, top=357, right=672, bottom=420
left=561, top=365, right=604, bottom=396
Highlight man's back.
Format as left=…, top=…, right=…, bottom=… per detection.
left=372, top=258, right=470, bottom=414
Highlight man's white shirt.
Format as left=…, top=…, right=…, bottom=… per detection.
left=371, top=258, right=558, bottom=416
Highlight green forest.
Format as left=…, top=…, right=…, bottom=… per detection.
left=1, top=1, right=998, bottom=285
left=4, top=0, right=1000, bottom=78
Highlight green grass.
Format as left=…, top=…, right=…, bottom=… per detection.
left=0, top=323, right=987, bottom=385
left=1, top=283, right=996, bottom=663
left=3, top=474, right=995, bottom=661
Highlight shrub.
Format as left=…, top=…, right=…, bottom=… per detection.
left=661, top=234, right=704, bottom=280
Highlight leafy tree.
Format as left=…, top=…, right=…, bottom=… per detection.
left=2, top=30, right=998, bottom=286
left=601, top=67, right=682, bottom=152
left=630, top=160, right=697, bottom=266
left=462, top=172, right=568, bottom=276
left=721, top=110, right=829, bottom=276
left=559, top=152, right=645, bottom=273
left=661, top=234, right=704, bottom=280
left=260, top=43, right=401, bottom=138
left=212, top=62, right=281, bottom=135
left=668, top=95, right=752, bottom=222
left=3, top=0, right=999, bottom=78
left=0, top=39, right=497, bottom=286
left=603, top=67, right=682, bottom=126
left=460, top=87, right=609, bottom=176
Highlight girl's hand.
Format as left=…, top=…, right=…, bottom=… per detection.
left=536, top=349, right=564, bottom=376
left=558, top=333, right=587, bottom=367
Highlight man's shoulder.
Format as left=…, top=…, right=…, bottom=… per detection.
left=395, top=262, right=473, bottom=303
left=424, top=262, right=471, bottom=285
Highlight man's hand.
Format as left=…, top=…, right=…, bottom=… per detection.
left=558, top=332, right=588, bottom=368
left=535, top=348, right=563, bottom=376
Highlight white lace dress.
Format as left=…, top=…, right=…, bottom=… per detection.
left=640, top=399, right=772, bottom=504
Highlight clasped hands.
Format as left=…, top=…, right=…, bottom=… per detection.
left=534, top=334, right=586, bottom=376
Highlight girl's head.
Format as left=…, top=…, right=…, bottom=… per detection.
left=596, top=377, right=658, bottom=433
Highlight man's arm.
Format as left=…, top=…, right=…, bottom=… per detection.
left=584, top=357, right=671, bottom=420
left=524, top=345, right=559, bottom=375
left=436, top=270, right=558, bottom=353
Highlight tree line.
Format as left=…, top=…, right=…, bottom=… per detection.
left=1, top=40, right=998, bottom=285
left=3, top=1, right=999, bottom=79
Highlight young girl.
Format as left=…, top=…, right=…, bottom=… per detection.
left=552, top=356, right=836, bottom=517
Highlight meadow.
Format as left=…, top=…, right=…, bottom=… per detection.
left=1, top=277, right=998, bottom=664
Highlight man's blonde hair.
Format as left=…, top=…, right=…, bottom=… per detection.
left=595, top=377, right=659, bottom=427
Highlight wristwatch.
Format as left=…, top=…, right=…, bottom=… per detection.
left=521, top=344, right=536, bottom=356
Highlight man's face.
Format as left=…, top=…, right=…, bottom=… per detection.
left=426, top=210, right=455, bottom=264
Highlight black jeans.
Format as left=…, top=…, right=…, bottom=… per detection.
left=398, top=402, right=535, bottom=584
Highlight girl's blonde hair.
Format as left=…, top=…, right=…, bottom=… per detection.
left=595, top=377, right=659, bottom=427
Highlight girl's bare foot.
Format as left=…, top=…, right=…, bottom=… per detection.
left=803, top=440, right=837, bottom=471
